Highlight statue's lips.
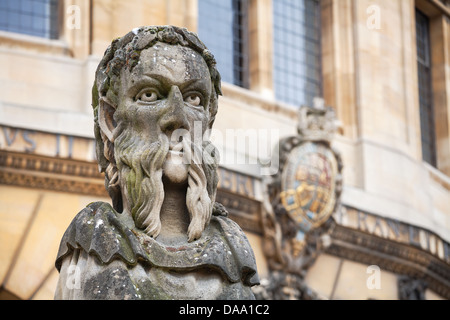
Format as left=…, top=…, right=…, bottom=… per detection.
left=168, top=144, right=183, bottom=157
left=169, top=150, right=183, bottom=156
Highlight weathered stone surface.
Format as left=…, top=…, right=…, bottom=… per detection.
left=54, top=25, right=259, bottom=300
left=55, top=202, right=258, bottom=299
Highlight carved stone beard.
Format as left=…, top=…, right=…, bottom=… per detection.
left=184, top=136, right=217, bottom=241
left=114, top=126, right=218, bottom=241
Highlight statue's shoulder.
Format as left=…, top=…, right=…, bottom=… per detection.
left=55, top=201, right=146, bottom=271
left=60, top=201, right=115, bottom=237
left=83, top=201, right=115, bottom=215
left=208, top=214, right=260, bottom=286
left=64, top=201, right=114, bottom=223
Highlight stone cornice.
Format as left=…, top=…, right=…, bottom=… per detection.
left=327, top=224, right=450, bottom=299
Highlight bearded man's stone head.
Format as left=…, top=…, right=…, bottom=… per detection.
left=92, top=26, right=222, bottom=242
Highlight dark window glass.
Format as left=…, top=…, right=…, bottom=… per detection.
left=0, top=0, right=59, bottom=39
left=416, top=9, right=437, bottom=167
left=198, top=0, right=249, bottom=88
left=273, top=0, right=322, bottom=107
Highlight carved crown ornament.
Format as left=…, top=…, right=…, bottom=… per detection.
left=255, top=98, right=343, bottom=300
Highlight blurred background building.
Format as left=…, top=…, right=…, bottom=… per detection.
left=0, top=0, right=449, bottom=300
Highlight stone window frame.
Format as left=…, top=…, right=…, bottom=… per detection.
left=415, top=0, right=450, bottom=176
left=0, top=0, right=90, bottom=59
left=0, top=0, right=61, bottom=40
left=416, top=8, right=437, bottom=167
left=198, top=0, right=251, bottom=89
left=247, top=0, right=324, bottom=105
left=271, top=0, right=323, bottom=108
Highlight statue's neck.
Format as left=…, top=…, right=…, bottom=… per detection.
left=157, top=178, right=190, bottom=245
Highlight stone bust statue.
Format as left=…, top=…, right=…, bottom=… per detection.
left=54, top=26, right=259, bottom=300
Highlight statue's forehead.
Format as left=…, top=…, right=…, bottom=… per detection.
left=130, top=42, right=210, bottom=82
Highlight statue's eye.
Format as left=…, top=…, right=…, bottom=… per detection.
left=185, top=94, right=201, bottom=107
left=137, top=90, right=158, bottom=102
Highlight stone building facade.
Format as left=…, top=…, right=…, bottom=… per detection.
left=0, top=0, right=449, bottom=300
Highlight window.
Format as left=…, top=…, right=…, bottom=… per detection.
left=273, top=0, right=322, bottom=107
left=198, top=0, right=249, bottom=88
left=415, top=9, right=437, bottom=167
left=0, top=0, right=59, bottom=39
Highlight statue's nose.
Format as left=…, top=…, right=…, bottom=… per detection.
left=159, top=85, right=189, bottom=135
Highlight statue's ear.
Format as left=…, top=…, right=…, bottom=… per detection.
left=98, top=97, right=117, bottom=142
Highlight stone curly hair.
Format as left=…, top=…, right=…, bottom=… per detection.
left=91, top=25, right=222, bottom=212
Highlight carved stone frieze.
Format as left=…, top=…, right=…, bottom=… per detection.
left=0, top=150, right=102, bottom=179
left=0, top=150, right=108, bottom=197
